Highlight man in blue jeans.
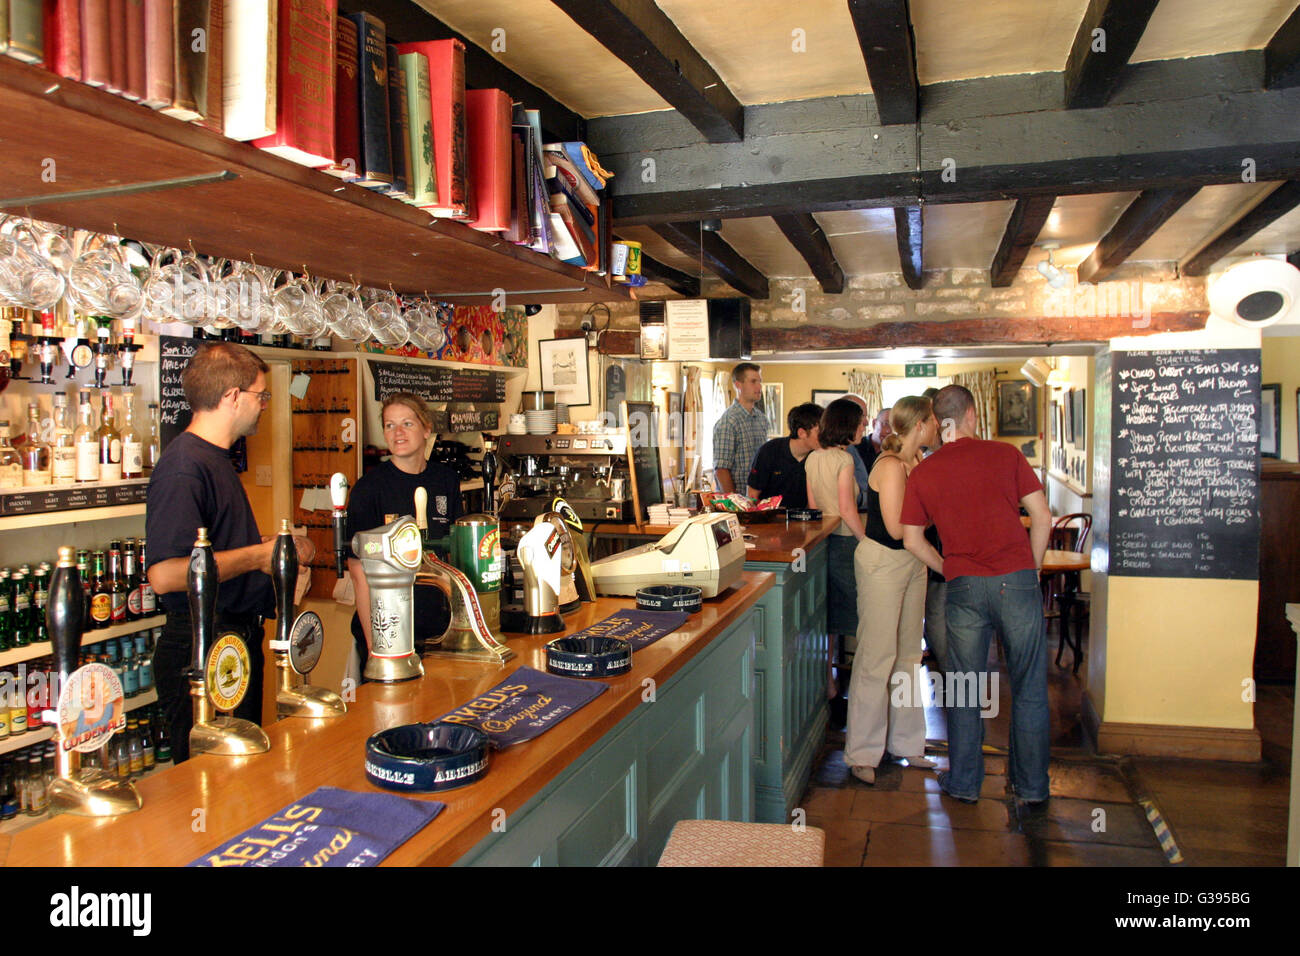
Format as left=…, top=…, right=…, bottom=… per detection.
left=900, top=385, right=1053, bottom=804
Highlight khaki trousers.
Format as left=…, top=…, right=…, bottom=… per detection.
left=845, top=536, right=928, bottom=768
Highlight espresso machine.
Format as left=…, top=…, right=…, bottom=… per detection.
left=497, top=434, right=634, bottom=524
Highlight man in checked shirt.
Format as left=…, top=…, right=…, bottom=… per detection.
left=711, top=362, right=769, bottom=495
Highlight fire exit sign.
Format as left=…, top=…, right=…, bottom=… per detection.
left=905, top=362, right=937, bottom=377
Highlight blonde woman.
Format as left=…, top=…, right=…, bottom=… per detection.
left=846, top=396, right=939, bottom=784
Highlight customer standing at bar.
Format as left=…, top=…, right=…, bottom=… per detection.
left=845, top=397, right=938, bottom=785
left=805, top=398, right=868, bottom=705
left=745, top=401, right=822, bottom=508
left=145, top=342, right=316, bottom=763
left=711, top=362, right=768, bottom=494
left=901, top=385, right=1052, bottom=805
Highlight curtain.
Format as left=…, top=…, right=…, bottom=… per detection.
left=847, top=369, right=884, bottom=416
left=951, top=370, right=997, bottom=439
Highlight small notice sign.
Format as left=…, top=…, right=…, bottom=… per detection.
left=905, top=362, right=936, bottom=377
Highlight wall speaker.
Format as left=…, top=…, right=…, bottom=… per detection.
left=707, top=298, right=752, bottom=359
left=1207, top=258, right=1300, bottom=328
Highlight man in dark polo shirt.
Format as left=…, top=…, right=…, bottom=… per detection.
left=145, top=342, right=316, bottom=762
left=901, top=385, right=1052, bottom=807
left=746, top=402, right=822, bottom=509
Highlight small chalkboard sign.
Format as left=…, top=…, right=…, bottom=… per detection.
left=159, top=335, right=200, bottom=450
left=624, top=401, right=663, bottom=528
left=369, top=359, right=507, bottom=404
left=1109, top=348, right=1261, bottom=580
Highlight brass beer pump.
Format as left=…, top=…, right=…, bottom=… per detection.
left=271, top=520, right=346, bottom=718
left=45, top=546, right=142, bottom=816
left=187, top=528, right=271, bottom=756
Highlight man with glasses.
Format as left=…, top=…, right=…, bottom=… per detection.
left=145, top=342, right=316, bottom=762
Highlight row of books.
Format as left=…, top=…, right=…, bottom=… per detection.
left=2, top=0, right=615, bottom=271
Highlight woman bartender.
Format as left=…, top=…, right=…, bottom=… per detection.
left=346, top=392, right=462, bottom=676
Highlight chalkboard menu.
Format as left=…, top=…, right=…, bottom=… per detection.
left=624, top=401, right=664, bottom=522
left=1110, top=349, right=1261, bottom=579
left=370, top=360, right=507, bottom=403
left=159, top=335, right=199, bottom=449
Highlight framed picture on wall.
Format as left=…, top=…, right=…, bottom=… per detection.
left=1072, top=388, right=1087, bottom=452
left=1050, top=401, right=1059, bottom=441
left=812, top=389, right=848, bottom=408
left=539, top=337, right=590, bottom=407
left=996, top=381, right=1038, bottom=436
left=1064, top=389, right=1075, bottom=443
left=760, top=384, right=783, bottom=436
left=1261, top=383, right=1281, bottom=458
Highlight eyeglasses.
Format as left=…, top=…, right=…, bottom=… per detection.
left=240, top=389, right=272, bottom=406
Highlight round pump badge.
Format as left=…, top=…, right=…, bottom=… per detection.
left=206, top=632, right=252, bottom=712
left=288, top=611, right=325, bottom=676
left=57, top=663, right=126, bottom=753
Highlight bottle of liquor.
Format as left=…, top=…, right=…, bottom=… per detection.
left=0, top=422, right=23, bottom=490
left=97, top=391, right=122, bottom=483
left=126, top=718, right=143, bottom=776
left=74, top=390, right=100, bottom=483
left=102, top=736, right=117, bottom=778
left=76, top=550, right=91, bottom=622
left=138, top=539, right=156, bottom=617
left=107, top=545, right=128, bottom=625
left=89, top=551, right=112, bottom=629
left=21, top=402, right=51, bottom=487
left=28, top=753, right=49, bottom=815
left=30, top=568, right=48, bottom=646
left=154, top=708, right=171, bottom=764
left=120, top=390, right=143, bottom=479
left=10, top=572, right=28, bottom=647
left=145, top=402, right=161, bottom=472
left=0, top=761, right=16, bottom=820
left=0, top=677, right=9, bottom=737
left=112, top=732, right=130, bottom=782
left=139, top=716, right=155, bottom=772
left=123, top=539, right=142, bottom=621
left=120, top=636, right=139, bottom=698
left=49, top=393, right=76, bottom=486
left=0, top=583, right=9, bottom=653
left=8, top=669, right=26, bottom=736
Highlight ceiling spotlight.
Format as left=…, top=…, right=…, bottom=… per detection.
left=1036, top=242, right=1069, bottom=289
left=700, top=219, right=722, bottom=232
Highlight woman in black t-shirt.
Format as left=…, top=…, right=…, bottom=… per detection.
left=346, top=392, right=462, bottom=675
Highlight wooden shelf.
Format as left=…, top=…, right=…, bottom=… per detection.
left=0, top=686, right=158, bottom=758
left=0, top=613, right=166, bottom=669
left=0, top=502, right=145, bottom=531
left=0, top=58, right=628, bottom=306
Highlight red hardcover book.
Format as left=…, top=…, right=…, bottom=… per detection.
left=123, top=0, right=145, bottom=100
left=251, top=0, right=336, bottom=167
left=465, top=88, right=511, bottom=232
left=326, top=14, right=360, bottom=178
left=80, top=0, right=110, bottom=86
left=195, top=0, right=223, bottom=133
left=44, top=0, right=84, bottom=81
left=394, top=38, right=468, bottom=218
left=107, top=0, right=126, bottom=92
left=141, top=0, right=172, bottom=108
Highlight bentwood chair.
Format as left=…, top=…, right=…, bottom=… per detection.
left=1043, top=513, right=1092, bottom=674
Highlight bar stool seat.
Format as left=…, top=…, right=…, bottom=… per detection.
left=657, top=820, right=825, bottom=867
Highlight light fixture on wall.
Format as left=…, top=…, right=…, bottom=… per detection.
left=1036, top=242, right=1069, bottom=289
left=1021, top=356, right=1068, bottom=390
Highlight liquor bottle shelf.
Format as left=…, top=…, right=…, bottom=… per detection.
left=0, top=686, right=158, bottom=758
left=0, top=58, right=627, bottom=306
left=0, top=613, right=166, bottom=669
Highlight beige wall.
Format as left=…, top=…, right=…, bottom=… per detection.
left=1261, top=333, right=1299, bottom=463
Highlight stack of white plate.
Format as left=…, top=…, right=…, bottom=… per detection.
left=525, top=409, right=556, bottom=435
left=507, top=413, right=528, bottom=435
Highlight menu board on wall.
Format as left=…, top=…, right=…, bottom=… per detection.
left=159, top=335, right=200, bottom=449
left=369, top=360, right=507, bottom=403
left=1109, top=349, right=1261, bottom=579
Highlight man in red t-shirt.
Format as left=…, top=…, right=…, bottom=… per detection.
left=901, top=385, right=1053, bottom=806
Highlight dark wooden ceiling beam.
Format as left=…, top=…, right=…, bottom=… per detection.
left=1266, top=3, right=1300, bottom=88
left=550, top=0, right=743, bottom=143
left=337, top=0, right=583, bottom=142
left=1182, top=182, right=1300, bottom=276
left=1077, top=187, right=1199, bottom=283
left=588, top=53, right=1300, bottom=225
left=846, top=0, right=919, bottom=125
left=754, top=312, right=1207, bottom=350
left=638, top=254, right=701, bottom=297
left=649, top=222, right=769, bottom=299
left=1064, top=0, right=1161, bottom=108
left=772, top=213, right=845, bottom=293
left=1289, top=250, right=1300, bottom=269
left=894, top=207, right=923, bottom=289
left=989, top=196, right=1057, bottom=287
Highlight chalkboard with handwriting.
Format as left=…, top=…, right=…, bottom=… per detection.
left=1110, top=349, right=1261, bottom=579
left=369, top=360, right=507, bottom=403
left=159, top=335, right=199, bottom=449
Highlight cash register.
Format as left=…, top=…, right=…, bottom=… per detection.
left=590, top=512, right=746, bottom=598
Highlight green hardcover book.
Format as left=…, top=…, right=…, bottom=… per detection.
left=400, top=51, right=436, bottom=207
left=5, top=0, right=43, bottom=63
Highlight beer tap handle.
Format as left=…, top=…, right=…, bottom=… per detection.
left=187, top=528, right=217, bottom=675
left=271, top=518, right=297, bottom=647
left=482, top=450, right=497, bottom=514
left=47, top=546, right=84, bottom=688
left=414, top=487, right=428, bottom=537
left=330, top=472, right=349, bottom=579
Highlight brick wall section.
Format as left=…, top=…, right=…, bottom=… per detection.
left=558, top=265, right=1209, bottom=338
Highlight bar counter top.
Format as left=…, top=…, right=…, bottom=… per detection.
left=4, top=571, right=775, bottom=868
left=593, top=515, right=839, bottom=563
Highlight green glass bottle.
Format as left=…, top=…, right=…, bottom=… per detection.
left=10, top=573, right=28, bottom=647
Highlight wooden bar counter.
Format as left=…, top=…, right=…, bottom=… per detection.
left=592, top=514, right=838, bottom=563
left=6, top=572, right=774, bottom=868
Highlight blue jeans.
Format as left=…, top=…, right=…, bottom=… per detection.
left=940, top=569, right=1049, bottom=802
